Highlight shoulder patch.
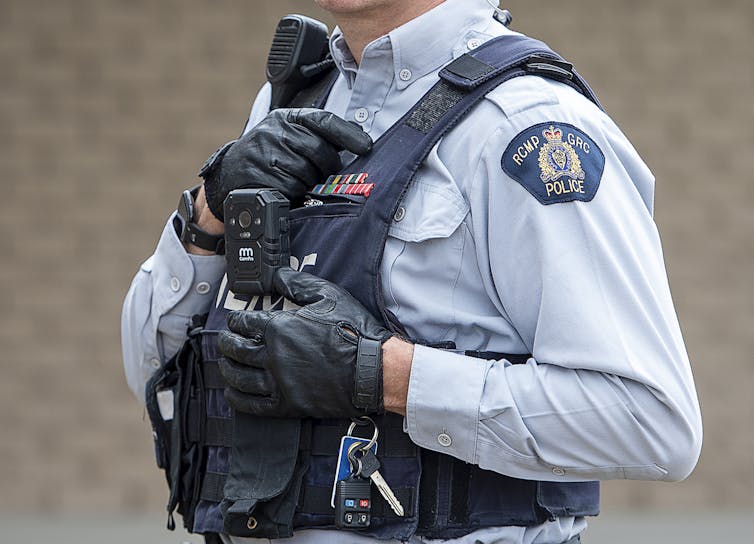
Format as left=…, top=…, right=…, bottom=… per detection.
left=502, top=122, right=605, bottom=205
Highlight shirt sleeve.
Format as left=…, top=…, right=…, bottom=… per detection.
left=121, top=84, right=273, bottom=403
left=121, top=214, right=225, bottom=403
left=405, top=83, right=702, bottom=483
left=242, top=82, right=272, bottom=135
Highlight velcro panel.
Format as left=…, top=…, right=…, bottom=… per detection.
left=448, top=459, right=471, bottom=524
left=406, top=81, right=466, bottom=134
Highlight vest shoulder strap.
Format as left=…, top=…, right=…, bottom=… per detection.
left=440, top=34, right=600, bottom=104
left=404, top=34, right=601, bottom=136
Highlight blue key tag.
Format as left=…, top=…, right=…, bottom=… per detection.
left=330, top=436, right=378, bottom=508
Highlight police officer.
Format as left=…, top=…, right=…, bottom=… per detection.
left=122, top=1, right=702, bottom=543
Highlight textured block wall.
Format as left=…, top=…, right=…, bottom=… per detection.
left=0, top=0, right=751, bottom=513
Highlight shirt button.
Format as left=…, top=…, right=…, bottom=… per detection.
left=467, top=38, right=482, bottom=50
left=196, top=281, right=211, bottom=295
left=170, top=277, right=181, bottom=292
left=354, top=108, right=369, bottom=123
left=149, top=358, right=161, bottom=370
left=393, top=206, right=406, bottom=222
left=552, top=467, right=566, bottom=476
left=437, top=433, right=452, bottom=447
left=399, top=68, right=412, bottom=81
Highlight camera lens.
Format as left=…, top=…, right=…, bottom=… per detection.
left=238, top=210, right=252, bottom=228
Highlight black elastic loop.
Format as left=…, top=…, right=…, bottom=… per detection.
left=443, top=53, right=495, bottom=82
left=200, top=471, right=228, bottom=503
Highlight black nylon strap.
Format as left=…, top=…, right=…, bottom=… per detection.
left=202, top=335, right=222, bottom=363
left=448, top=459, right=472, bottom=524
left=443, top=54, right=495, bottom=82
left=308, top=422, right=416, bottom=457
left=200, top=471, right=227, bottom=503
left=202, top=360, right=227, bottom=390
left=417, top=448, right=440, bottom=534
left=382, top=424, right=418, bottom=457
left=204, top=417, right=233, bottom=447
left=288, top=67, right=339, bottom=109
left=299, top=485, right=414, bottom=518
left=407, top=38, right=601, bottom=140
left=186, top=412, right=233, bottom=447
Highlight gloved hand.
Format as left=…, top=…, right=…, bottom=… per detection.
left=217, top=267, right=393, bottom=418
left=199, top=108, right=372, bottom=220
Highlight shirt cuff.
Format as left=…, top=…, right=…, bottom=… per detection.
left=151, top=212, right=225, bottom=317
left=405, top=345, right=490, bottom=463
left=170, top=252, right=226, bottom=317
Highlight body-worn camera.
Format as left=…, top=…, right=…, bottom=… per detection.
left=224, top=189, right=290, bottom=295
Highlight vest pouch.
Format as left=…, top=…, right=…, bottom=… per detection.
left=145, top=362, right=176, bottom=473
left=220, top=413, right=305, bottom=538
left=291, top=415, right=420, bottom=541
left=145, top=322, right=207, bottom=532
left=536, top=481, right=600, bottom=518
left=293, top=193, right=366, bottom=222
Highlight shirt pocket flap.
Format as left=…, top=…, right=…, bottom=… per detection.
left=388, top=180, right=469, bottom=243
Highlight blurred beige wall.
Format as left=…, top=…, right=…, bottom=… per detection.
left=0, top=0, right=751, bottom=515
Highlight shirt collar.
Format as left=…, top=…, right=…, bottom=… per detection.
left=329, top=0, right=500, bottom=90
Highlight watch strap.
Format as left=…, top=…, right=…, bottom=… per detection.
left=176, top=186, right=225, bottom=254
left=184, top=220, right=225, bottom=254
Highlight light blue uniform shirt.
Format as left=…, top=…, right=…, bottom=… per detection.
left=122, top=1, right=702, bottom=542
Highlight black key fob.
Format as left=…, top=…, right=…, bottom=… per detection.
left=335, top=475, right=372, bottom=528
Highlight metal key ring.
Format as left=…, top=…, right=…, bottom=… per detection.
left=347, top=416, right=378, bottom=452
left=347, top=440, right=368, bottom=476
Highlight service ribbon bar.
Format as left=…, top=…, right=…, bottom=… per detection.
left=312, top=173, right=372, bottom=197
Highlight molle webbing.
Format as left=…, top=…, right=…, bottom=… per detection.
left=186, top=33, right=602, bottom=539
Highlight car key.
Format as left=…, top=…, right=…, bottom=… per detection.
left=357, top=448, right=405, bottom=517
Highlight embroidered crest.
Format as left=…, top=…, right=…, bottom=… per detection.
left=502, top=122, right=605, bottom=205
left=538, top=126, right=585, bottom=183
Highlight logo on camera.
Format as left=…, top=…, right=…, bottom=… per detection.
left=238, top=247, right=255, bottom=262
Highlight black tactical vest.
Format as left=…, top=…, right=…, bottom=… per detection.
left=147, top=34, right=601, bottom=541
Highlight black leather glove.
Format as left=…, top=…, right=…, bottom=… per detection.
left=217, top=267, right=393, bottom=418
left=199, top=108, right=372, bottom=220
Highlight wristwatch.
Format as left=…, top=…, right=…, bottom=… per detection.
left=174, top=185, right=225, bottom=254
